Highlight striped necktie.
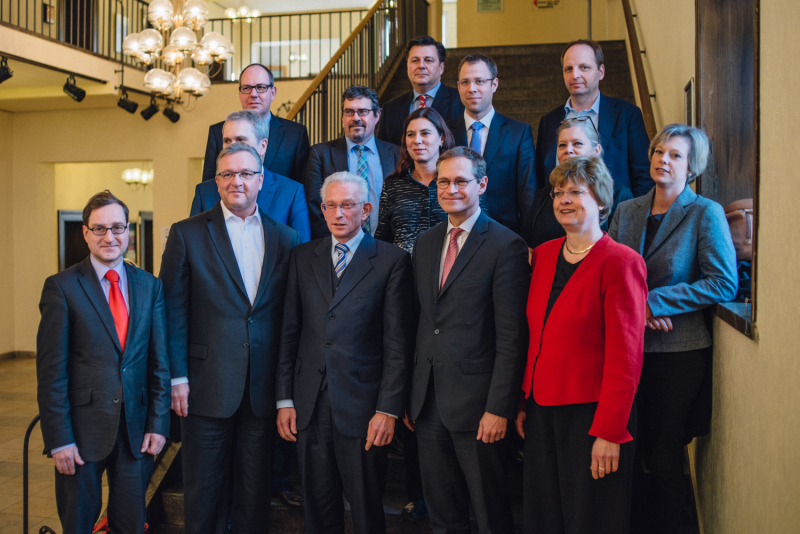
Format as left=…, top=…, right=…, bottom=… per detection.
left=334, top=243, right=349, bottom=278
left=353, top=145, right=371, bottom=233
left=419, top=94, right=427, bottom=108
left=440, top=228, right=464, bottom=290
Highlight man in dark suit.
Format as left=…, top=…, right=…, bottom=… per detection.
left=201, top=63, right=310, bottom=184
left=447, top=54, right=538, bottom=245
left=276, top=171, right=414, bottom=533
left=407, top=147, right=530, bottom=534
left=535, top=39, right=653, bottom=197
left=191, top=109, right=311, bottom=243
left=161, top=144, right=301, bottom=533
left=37, top=190, right=171, bottom=534
left=377, top=36, right=464, bottom=146
left=304, top=85, right=401, bottom=239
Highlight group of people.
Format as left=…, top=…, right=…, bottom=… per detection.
left=35, top=35, right=740, bottom=534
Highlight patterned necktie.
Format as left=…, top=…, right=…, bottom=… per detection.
left=353, top=145, right=371, bottom=233
left=105, top=269, right=128, bottom=350
left=419, top=94, right=427, bottom=108
left=469, top=121, right=484, bottom=155
left=334, top=243, right=349, bottom=278
left=440, top=228, right=464, bottom=290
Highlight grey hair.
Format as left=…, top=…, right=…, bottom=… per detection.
left=556, top=117, right=603, bottom=157
left=216, top=143, right=263, bottom=172
left=649, top=123, right=710, bottom=184
left=549, top=156, right=614, bottom=224
left=223, top=109, right=269, bottom=142
left=436, top=146, right=487, bottom=182
left=320, top=172, right=369, bottom=204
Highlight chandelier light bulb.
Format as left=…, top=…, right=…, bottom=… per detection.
left=169, top=27, right=198, bottom=52
left=177, top=67, right=206, bottom=94
left=121, top=33, right=142, bottom=57
left=138, top=29, right=164, bottom=54
left=249, top=9, right=260, bottom=17
left=237, top=6, right=250, bottom=17
left=139, top=53, right=155, bottom=66
left=144, top=69, right=177, bottom=95
left=161, top=44, right=185, bottom=67
left=182, top=0, right=209, bottom=31
left=141, top=170, right=154, bottom=185
left=225, top=7, right=237, bottom=18
left=147, top=0, right=175, bottom=30
left=191, top=46, right=214, bottom=66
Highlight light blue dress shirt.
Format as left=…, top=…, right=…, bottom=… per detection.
left=564, top=93, right=601, bottom=130
left=410, top=81, right=442, bottom=113
left=346, top=136, right=383, bottom=235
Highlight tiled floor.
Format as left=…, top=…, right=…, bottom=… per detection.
left=0, top=357, right=108, bottom=534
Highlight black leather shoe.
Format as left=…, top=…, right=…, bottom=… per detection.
left=401, top=500, right=428, bottom=521
left=273, top=488, right=304, bottom=508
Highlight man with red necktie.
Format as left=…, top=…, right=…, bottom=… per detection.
left=37, top=190, right=171, bottom=534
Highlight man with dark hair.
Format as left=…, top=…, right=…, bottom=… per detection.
left=408, top=147, right=529, bottom=534
left=305, top=85, right=400, bottom=239
left=201, top=63, right=310, bottom=184
left=37, top=190, right=171, bottom=534
left=377, top=36, right=464, bottom=145
left=447, top=54, right=538, bottom=245
left=535, top=39, right=653, bottom=197
left=161, top=144, right=301, bottom=533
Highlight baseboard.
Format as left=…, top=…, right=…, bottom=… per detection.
left=0, top=351, right=36, bottom=361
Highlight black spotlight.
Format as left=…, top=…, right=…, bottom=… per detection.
left=0, top=57, right=12, bottom=84
left=63, top=75, right=85, bottom=102
left=140, top=98, right=159, bottom=121
left=117, top=91, right=138, bottom=114
left=162, top=105, right=180, bottom=123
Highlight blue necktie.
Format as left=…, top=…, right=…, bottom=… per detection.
left=353, top=145, right=371, bottom=233
left=334, top=243, right=349, bottom=278
left=469, top=122, right=484, bottom=154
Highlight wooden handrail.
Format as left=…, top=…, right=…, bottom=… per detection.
left=621, top=0, right=657, bottom=139
left=286, top=0, right=384, bottom=121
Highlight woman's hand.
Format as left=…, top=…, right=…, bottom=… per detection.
left=515, top=409, right=526, bottom=439
left=590, top=437, right=620, bottom=480
left=645, top=303, right=674, bottom=331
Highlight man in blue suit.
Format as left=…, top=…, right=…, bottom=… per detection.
left=191, top=110, right=311, bottom=243
left=535, top=40, right=654, bottom=198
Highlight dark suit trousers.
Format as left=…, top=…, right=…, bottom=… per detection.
left=523, top=400, right=636, bottom=534
left=55, top=409, right=153, bottom=534
left=181, top=374, right=277, bottom=534
left=416, top=379, right=514, bottom=534
left=297, top=387, right=388, bottom=534
left=631, top=348, right=709, bottom=534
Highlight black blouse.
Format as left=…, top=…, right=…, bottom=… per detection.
left=543, top=246, right=583, bottom=325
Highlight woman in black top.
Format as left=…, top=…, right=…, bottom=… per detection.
left=375, top=108, right=455, bottom=253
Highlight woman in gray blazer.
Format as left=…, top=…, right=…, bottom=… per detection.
left=609, top=124, right=737, bottom=534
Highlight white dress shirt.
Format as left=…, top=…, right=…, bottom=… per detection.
left=464, top=106, right=496, bottom=156
left=439, top=207, right=482, bottom=287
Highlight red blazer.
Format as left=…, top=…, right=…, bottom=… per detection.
left=522, top=234, right=647, bottom=444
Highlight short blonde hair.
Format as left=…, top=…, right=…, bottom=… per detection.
left=648, top=123, right=709, bottom=184
left=549, top=156, right=614, bottom=224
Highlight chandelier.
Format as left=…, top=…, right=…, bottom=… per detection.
left=121, top=0, right=234, bottom=101
left=224, top=6, right=262, bottom=21
left=122, top=168, right=154, bottom=188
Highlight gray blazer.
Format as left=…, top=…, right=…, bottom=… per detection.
left=609, top=186, right=738, bottom=352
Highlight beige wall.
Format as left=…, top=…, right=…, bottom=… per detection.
left=693, top=1, right=800, bottom=531
left=0, top=111, right=15, bottom=355
left=55, top=162, right=154, bottom=217
left=455, top=0, right=625, bottom=48
left=442, top=1, right=458, bottom=49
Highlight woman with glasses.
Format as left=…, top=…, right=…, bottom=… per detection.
left=516, top=156, right=648, bottom=533
left=609, top=124, right=737, bottom=534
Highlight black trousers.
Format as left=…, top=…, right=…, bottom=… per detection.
left=416, top=383, right=514, bottom=534
left=55, top=409, right=153, bottom=534
left=523, top=400, right=636, bottom=534
left=396, top=420, right=425, bottom=502
left=181, top=380, right=276, bottom=534
left=297, top=387, right=389, bottom=534
left=631, top=348, right=710, bottom=534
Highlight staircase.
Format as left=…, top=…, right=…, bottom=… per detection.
left=380, top=40, right=637, bottom=133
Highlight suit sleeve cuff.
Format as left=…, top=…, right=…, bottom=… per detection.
left=376, top=411, right=397, bottom=418
left=171, top=377, right=188, bottom=386
left=276, top=399, right=294, bottom=409
left=51, top=443, right=76, bottom=454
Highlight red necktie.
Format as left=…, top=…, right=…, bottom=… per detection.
left=419, top=95, right=427, bottom=108
left=440, top=228, right=464, bottom=290
left=105, top=269, right=128, bottom=350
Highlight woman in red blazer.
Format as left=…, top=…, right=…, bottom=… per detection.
left=516, top=156, right=648, bottom=534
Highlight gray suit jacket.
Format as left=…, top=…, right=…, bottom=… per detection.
left=36, top=257, right=171, bottom=461
left=408, top=211, right=530, bottom=431
left=609, top=186, right=738, bottom=352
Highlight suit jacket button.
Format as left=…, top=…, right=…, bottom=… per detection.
left=318, top=368, right=324, bottom=374
left=434, top=329, right=440, bottom=334
left=248, top=318, right=254, bottom=324
left=122, top=367, right=126, bottom=373
left=113, top=397, right=120, bottom=403
left=329, top=314, right=335, bottom=320
left=326, top=341, right=332, bottom=347
left=243, top=343, right=250, bottom=348
left=427, top=357, right=432, bottom=363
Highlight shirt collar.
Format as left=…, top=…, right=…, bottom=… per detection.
left=331, top=229, right=366, bottom=255
left=564, top=92, right=601, bottom=116
left=220, top=200, right=262, bottom=223
left=346, top=135, right=378, bottom=155
left=413, top=81, right=442, bottom=101
left=464, top=106, right=495, bottom=131
left=90, top=254, right=125, bottom=283
left=446, top=205, right=482, bottom=234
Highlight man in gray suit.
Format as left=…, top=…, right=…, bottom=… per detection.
left=161, top=144, right=301, bottom=533
left=407, top=147, right=530, bottom=534
left=304, top=85, right=401, bottom=239
left=37, top=190, right=171, bottom=534
left=276, top=172, right=414, bottom=534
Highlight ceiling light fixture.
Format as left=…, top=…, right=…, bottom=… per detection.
left=117, top=91, right=139, bottom=113
left=162, top=105, right=180, bottom=123
left=0, top=57, right=12, bottom=84
left=140, top=97, right=160, bottom=121
left=63, top=75, right=86, bottom=102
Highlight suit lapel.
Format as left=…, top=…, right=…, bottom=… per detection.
left=123, top=262, right=143, bottom=357
left=76, top=257, right=122, bottom=354
left=257, top=169, right=277, bottom=213
left=645, top=186, right=696, bottom=260
left=263, top=117, right=284, bottom=171
left=397, top=92, right=413, bottom=126
left=252, top=209, right=280, bottom=309
left=439, top=213, right=488, bottom=297
left=451, top=116, right=468, bottom=147
left=630, top=189, right=656, bottom=255
left=431, top=87, right=449, bottom=115
left=482, top=112, right=507, bottom=168
left=329, top=233, right=376, bottom=311
left=312, top=238, right=334, bottom=304
left=206, top=205, right=250, bottom=303
left=332, top=138, right=349, bottom=172
left=376, top=140, right=396, bottom=179
left=598, top=95, right=618, bottom=154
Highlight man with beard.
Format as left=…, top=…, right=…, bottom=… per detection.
left=304, top=85, right=401, bottom=239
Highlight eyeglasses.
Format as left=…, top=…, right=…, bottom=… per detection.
left=86, top=224, right=128, bottom=236
left=456, top=78, right=495, bottom=88
left=435, top=178, right=476, bottom=190
left=342, top=109, right=374, bottom=117
left=323, top=202, right=362, bottom=211
left=239, top=84, right=273, bottom=94
left=216, top=171, right=262, bottom=181
left=561, top=116, right=599, bottom=137
left=550, top=189, right=591, bottom=200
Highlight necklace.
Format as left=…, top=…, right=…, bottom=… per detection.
left=565, top=241, right=596, bottom=255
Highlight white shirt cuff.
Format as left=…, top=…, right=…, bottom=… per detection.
left=171, top=377, right=189, bottom=386
left=51, top=443, right=76, bottom=454
left=276, top=399, right=294, bottom=409
left=377, top=411, right=397, bottom=418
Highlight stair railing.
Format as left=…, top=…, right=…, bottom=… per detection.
left=286, top=0, right=420, bottom=145
left=621, top=0, right=657, bottom=139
